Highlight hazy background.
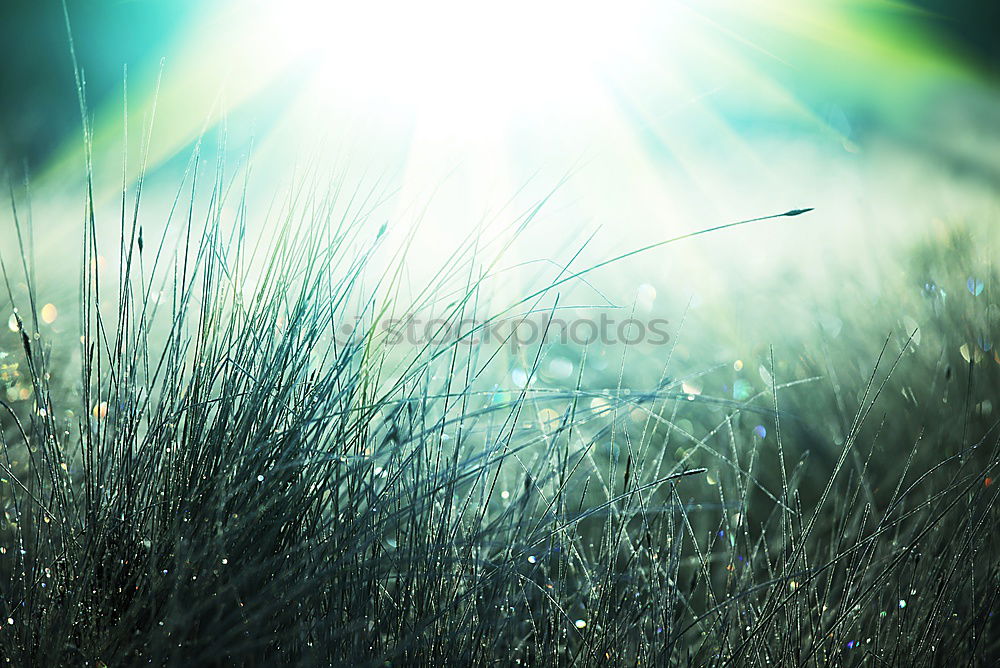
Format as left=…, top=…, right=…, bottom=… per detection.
left=2, top=0, right=998, bottom=166
left=1, top=0, right=999, bottom=362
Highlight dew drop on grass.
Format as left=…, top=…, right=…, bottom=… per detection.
left=40, top=303, right=58, bottom=324
left=546, top=357, right=573, bottom=380
left=589, top=397, right=610, bottom=414
left=257, top=475, right=265, bottom=482
left=733, top=359, right=743, bottom=371
left=959, top=343, right=983, bottom=363
left=753, top=425, right=767, bottom=439
left=511, top=368, right=529, bottom=388
left=681, top=379, right=702, bottom=396
left=7, top=314, right=18, bottom=332
left=538, top=408, right=561, bottom=432
left=898, top=599, right=907, bottom=609
left=574, top=619, right=587, bottom=629
left=527, top=555, right=536, bottom=564
left=732, top=379, right=751, bottom=400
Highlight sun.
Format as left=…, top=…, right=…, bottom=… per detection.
left=254, top=0, right=660, bottom=131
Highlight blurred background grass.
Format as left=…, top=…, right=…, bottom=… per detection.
left=1, top=2, right=997, bottom=461
left=1, top=0, right=998, bottom=506
left=2, top=0, right=998, bottom=295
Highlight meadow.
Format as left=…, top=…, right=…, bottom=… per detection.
left=1, top=2, right=999, bottom=663
left=0, top=126, right=997, bottom=666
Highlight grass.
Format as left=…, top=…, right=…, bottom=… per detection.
left=0, top=130, right=999, bottom=666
